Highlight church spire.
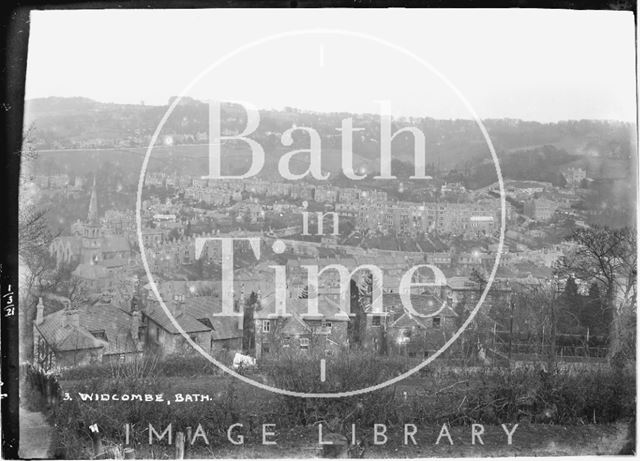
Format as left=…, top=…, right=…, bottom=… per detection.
left=88, top=175, right=99, bottom=223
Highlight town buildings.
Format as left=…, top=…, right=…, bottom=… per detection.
left=354, top=198, right=509, bottom=237
left=523, top=198, right=559, bottom=221
left=35, top=168, right=578, bottom=370
left=253, top=294, right=349, bottom=358
left=562, top=167, right=587, bottom=187
left=49, top=178, right=132, bottom=265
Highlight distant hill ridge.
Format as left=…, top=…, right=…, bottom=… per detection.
left=24, top=96, right=636, bottom=174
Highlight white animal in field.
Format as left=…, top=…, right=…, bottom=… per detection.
left=233, top=352, right=256, bottom=369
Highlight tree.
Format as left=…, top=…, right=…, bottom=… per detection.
left=347, top=279, right=367, bottom=348
left=19, top=127, right=64, bottom=361
left=168, top=228, right=180, bottom=241
left=242, top=291, right=257, bottom=354
left=377, top=327, right=388, bottom=356
left=588, top=282, right=601, bottom=305
left=512, top=283, right=560, bottom=370
left=556, top=226, right=637, bottom=367
left=193, top=256, right=205, bottom=279
left=469, top=268, right=487, bottom=286
left=582, top=282, right=610, bottom=337
left=559, top=276, right=583, bottom=333
left=563, top=275, right=579, bottom=299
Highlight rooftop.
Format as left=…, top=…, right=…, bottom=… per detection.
left=36, top=302, right=139, bottom=355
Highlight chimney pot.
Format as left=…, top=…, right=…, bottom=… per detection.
left=65, top=309, right=80, bottom=328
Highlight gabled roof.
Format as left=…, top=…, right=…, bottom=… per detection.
left=143, top=280, right=221, bottom=300
left=210, top=317, right=243, bottom=340
left=446, top=276, right=478, bottom=290
left=186, top=296, right=242, bottom=340
left=254, top=294, right=350, bottom=321
left=381, top=293, right=456, bottom=318
left=144, top=304, right=211, bottom=334
left=390, top=312, right=428, bottom=330
left=36, top=302, right=139, bottom=355
left=55, top=325, right=105, bottom=351
left=279, top=314, right=312, bottom=336
left=144, top=296, right=241, bottom=339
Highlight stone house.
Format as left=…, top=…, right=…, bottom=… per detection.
left=385, top=293, right=458, bottom=357
left=445, top=276, right=512, bottom=315
left=142, top=295, right=243, bottom=356
left=253, top=293, right=350, bottom=359
left=33, top=297, right=144, bottom=370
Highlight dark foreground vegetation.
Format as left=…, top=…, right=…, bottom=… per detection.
left=22, top=351, right=635, bottom=458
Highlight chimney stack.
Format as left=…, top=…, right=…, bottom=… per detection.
left=130, top=311, right=141, bottom=344
left=173, top=294, right=185, bottom=318
left=35, top=297, right=44, bottom=325
left=65, top=308, right=80, bottom=328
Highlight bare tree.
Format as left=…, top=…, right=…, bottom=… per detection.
left=512, top=282, right=560, bottom=370
left=19, top=126, right=64, bottom=361
left=556, top=226, right=637, bottom=366
left=19, top=125, right=59, bottom=285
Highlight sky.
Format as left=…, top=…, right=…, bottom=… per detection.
left=25, top=8, right=637, bottom=122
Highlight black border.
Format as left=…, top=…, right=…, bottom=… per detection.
left=1, top=4, right=28, bottom=460
left=0, top=0, right=638, bottom=8
left=0, top=1, right=636, bottom=459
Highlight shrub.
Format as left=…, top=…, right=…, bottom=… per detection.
left=258, top=355, right=635, bottom=430
left=47, top=354, right=635, bottom=456
left=59, top=351, right=236, bottom=381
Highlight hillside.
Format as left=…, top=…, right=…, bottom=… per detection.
left=24, top=97, right=636, bottom=179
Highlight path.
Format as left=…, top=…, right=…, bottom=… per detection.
left=19, top=407, right=52, bottom=459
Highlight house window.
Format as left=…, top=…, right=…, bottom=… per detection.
left=299, top=337, right=310, bottom=349
left=262, top=320, right=271, bottom=333
left=371, top=316, right=382, bottom=327
left=262, top=344, right=270, bottom=354
left=137, top=326, right=145, bottom=341
left=90, top=330, right=107, bottom=341
left=432, top=317, right=441, bottom=328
